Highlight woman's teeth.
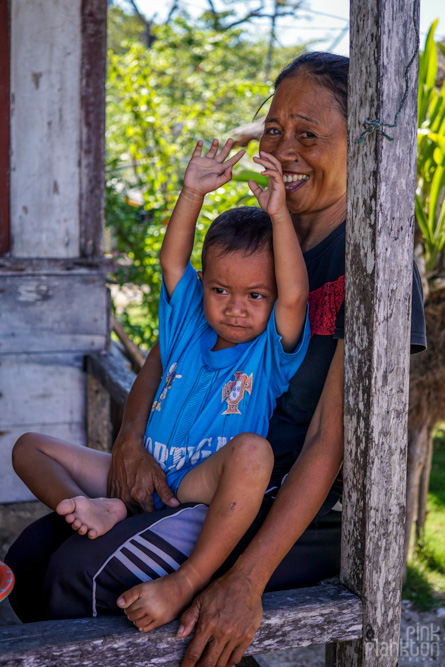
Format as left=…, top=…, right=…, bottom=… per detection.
left=283, top=173, right=309, bottom=183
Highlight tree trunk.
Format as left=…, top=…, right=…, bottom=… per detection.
left=406, top=288, right=445, bottom=562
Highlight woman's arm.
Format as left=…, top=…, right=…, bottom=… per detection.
left=179, top=339, right=344, bottom=667
left=107, top=342, right=180, bottom=514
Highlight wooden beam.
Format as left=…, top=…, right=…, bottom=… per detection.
left=86, top=345, right=136, bottom=409
left=0, top=583, right=362, bottom=666
left=338, top=0, right=419, bottom=665
left=79, top=0, right=107, bottom=257
left=86, top=373, right=112, bottom=451
left=0, top=0, right=10, bottom=255
left=0, top=273, right=109, bottom=354
left=112, top=315, right=147, bottom=371
left=0, top=256, right=113, bottom=275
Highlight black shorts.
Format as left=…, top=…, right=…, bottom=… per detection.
left=5, top=500, right=341, bottom=623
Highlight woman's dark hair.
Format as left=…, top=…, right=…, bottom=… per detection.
left=201, top=207, right=272, bottom=272
left=274, top=52, right=349, bottom=120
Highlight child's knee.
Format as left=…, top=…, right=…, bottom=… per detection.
left=229, top=433, right=274, bottom=477
left=12, top=432, right=39, bottom=471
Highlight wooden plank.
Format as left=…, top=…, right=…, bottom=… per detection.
left=0, top=0, right=10, bottom=255
left=338, top=0, right=419, bottom=665
left=0, top=273, right=108, bottom=353
left=0, top=422, right=86, bottom=503
left=80, top=0, right=107, bottom=257
left=0, top=353, right=85, bottom=426
left=0, top=256, right=113, bottom=275
left=113, top=316, right=147, bottom=372
left=86, top=346, right=136, bottom=409
left=87, top=373, right=112, bottom=452
left=0, top=583, right=362, bottom=665
left=10, top=0, right=82, bottom=258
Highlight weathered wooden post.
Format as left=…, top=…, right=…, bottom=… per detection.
left=327, top=0, right=420, bottom=665
left=0, top=0, right=109, bottom=505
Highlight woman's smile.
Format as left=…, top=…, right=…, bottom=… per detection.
left=282, top=172, right=310, bottom=191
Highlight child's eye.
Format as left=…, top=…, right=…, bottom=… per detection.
left=249, top=292, right=263, bottom=300
left=213, top=287, right=227, bottom=295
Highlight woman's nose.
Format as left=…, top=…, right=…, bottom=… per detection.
left=273, top=134, right=299, bottom=162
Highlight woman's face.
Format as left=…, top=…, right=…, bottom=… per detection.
left=259, top=74, right=347, bottom=217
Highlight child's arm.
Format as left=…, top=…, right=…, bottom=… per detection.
left=160, top=138, right=245, bottom=298
left=248, top=151, right=309, bottom=352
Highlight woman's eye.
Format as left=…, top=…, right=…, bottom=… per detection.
left=249, top=292, right=263, bottom=300
left=264, top=127, right=280, bottom=136
left=300, top=131, right=316, bottom=139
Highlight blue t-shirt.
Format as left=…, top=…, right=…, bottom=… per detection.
left=144, top=262, right=310, bottom=484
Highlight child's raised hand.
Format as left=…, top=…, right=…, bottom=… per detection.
left=248, top=151, right=287, bottom=218
left=183, top=138, right=245, bottom=197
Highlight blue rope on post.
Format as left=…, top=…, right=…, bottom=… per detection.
left=353, top=0, right=420, bottom=144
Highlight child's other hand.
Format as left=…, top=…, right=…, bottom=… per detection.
left=183, top=138, right=245, bottom=198
left=249, top=152, right=287, bottom=218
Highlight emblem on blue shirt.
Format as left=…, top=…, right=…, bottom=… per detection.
left=152, top=362, right=182, bottom=412
left=221, top=372, right=253, bottom=415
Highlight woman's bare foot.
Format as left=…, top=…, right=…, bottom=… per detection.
left=56, top=496, right=127, bottom=539
left=117, top=569, right=199, bottom=632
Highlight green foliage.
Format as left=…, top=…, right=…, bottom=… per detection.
left=403, top=425, right=445, bottom=610
left=105, top=15, right=303, bottom=348
left=107, top=5, right=146, bottom=53
left=416, top=20, right=445, bottom=274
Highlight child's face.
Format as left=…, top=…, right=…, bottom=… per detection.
left=198, top=246, right=277, bottom=350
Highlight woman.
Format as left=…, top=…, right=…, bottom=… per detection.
left=6, top=52, right=426, bottom=667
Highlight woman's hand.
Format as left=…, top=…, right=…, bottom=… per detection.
left=249, top=151, right=287, bottom=218
left=178, top=568, right=264, bottom=667
left=183, top=139, right=245, bottom=199
left=107, top=430, right=179, bottom=514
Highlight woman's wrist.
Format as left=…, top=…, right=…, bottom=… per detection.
left=227, top=551, right=272, bottom=596
left=115, top=421, right=147, bottom=448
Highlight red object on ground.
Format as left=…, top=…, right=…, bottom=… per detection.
left=0, top=561, right=14, bottom=602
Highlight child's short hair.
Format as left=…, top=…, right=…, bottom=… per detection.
left=201, top=206, right=273, bottom=272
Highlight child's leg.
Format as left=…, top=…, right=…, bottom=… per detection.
left=118, top=432, right=274, bottom=632
left=12, top=433, right=127, bottom=538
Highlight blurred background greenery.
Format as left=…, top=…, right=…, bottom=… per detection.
left=105, top=3, right=305, bottom=347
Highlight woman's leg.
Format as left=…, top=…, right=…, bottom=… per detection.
left=12, top=433, right=126, bottom=538
left=4, top=512, right=73, bottom=622
left=6, top=500, right=339, bottom=623
left=45, top=504, right=209, bottom=619
left=118, top=433, right=274, bottom=632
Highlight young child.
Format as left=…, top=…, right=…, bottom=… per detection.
left=12, top=138, right=310, bottom=631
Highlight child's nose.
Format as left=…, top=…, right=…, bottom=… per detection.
left=227, top=296, right=245, bottom=315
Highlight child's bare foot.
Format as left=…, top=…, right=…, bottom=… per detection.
left=56, top=496, right=127, bottom=539
left=117, top=569, right=199, bottom=632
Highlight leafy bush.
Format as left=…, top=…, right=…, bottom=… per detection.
left=416, top=20, right=445, bottom=275
left=105, top=17, right=299, bottom=348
